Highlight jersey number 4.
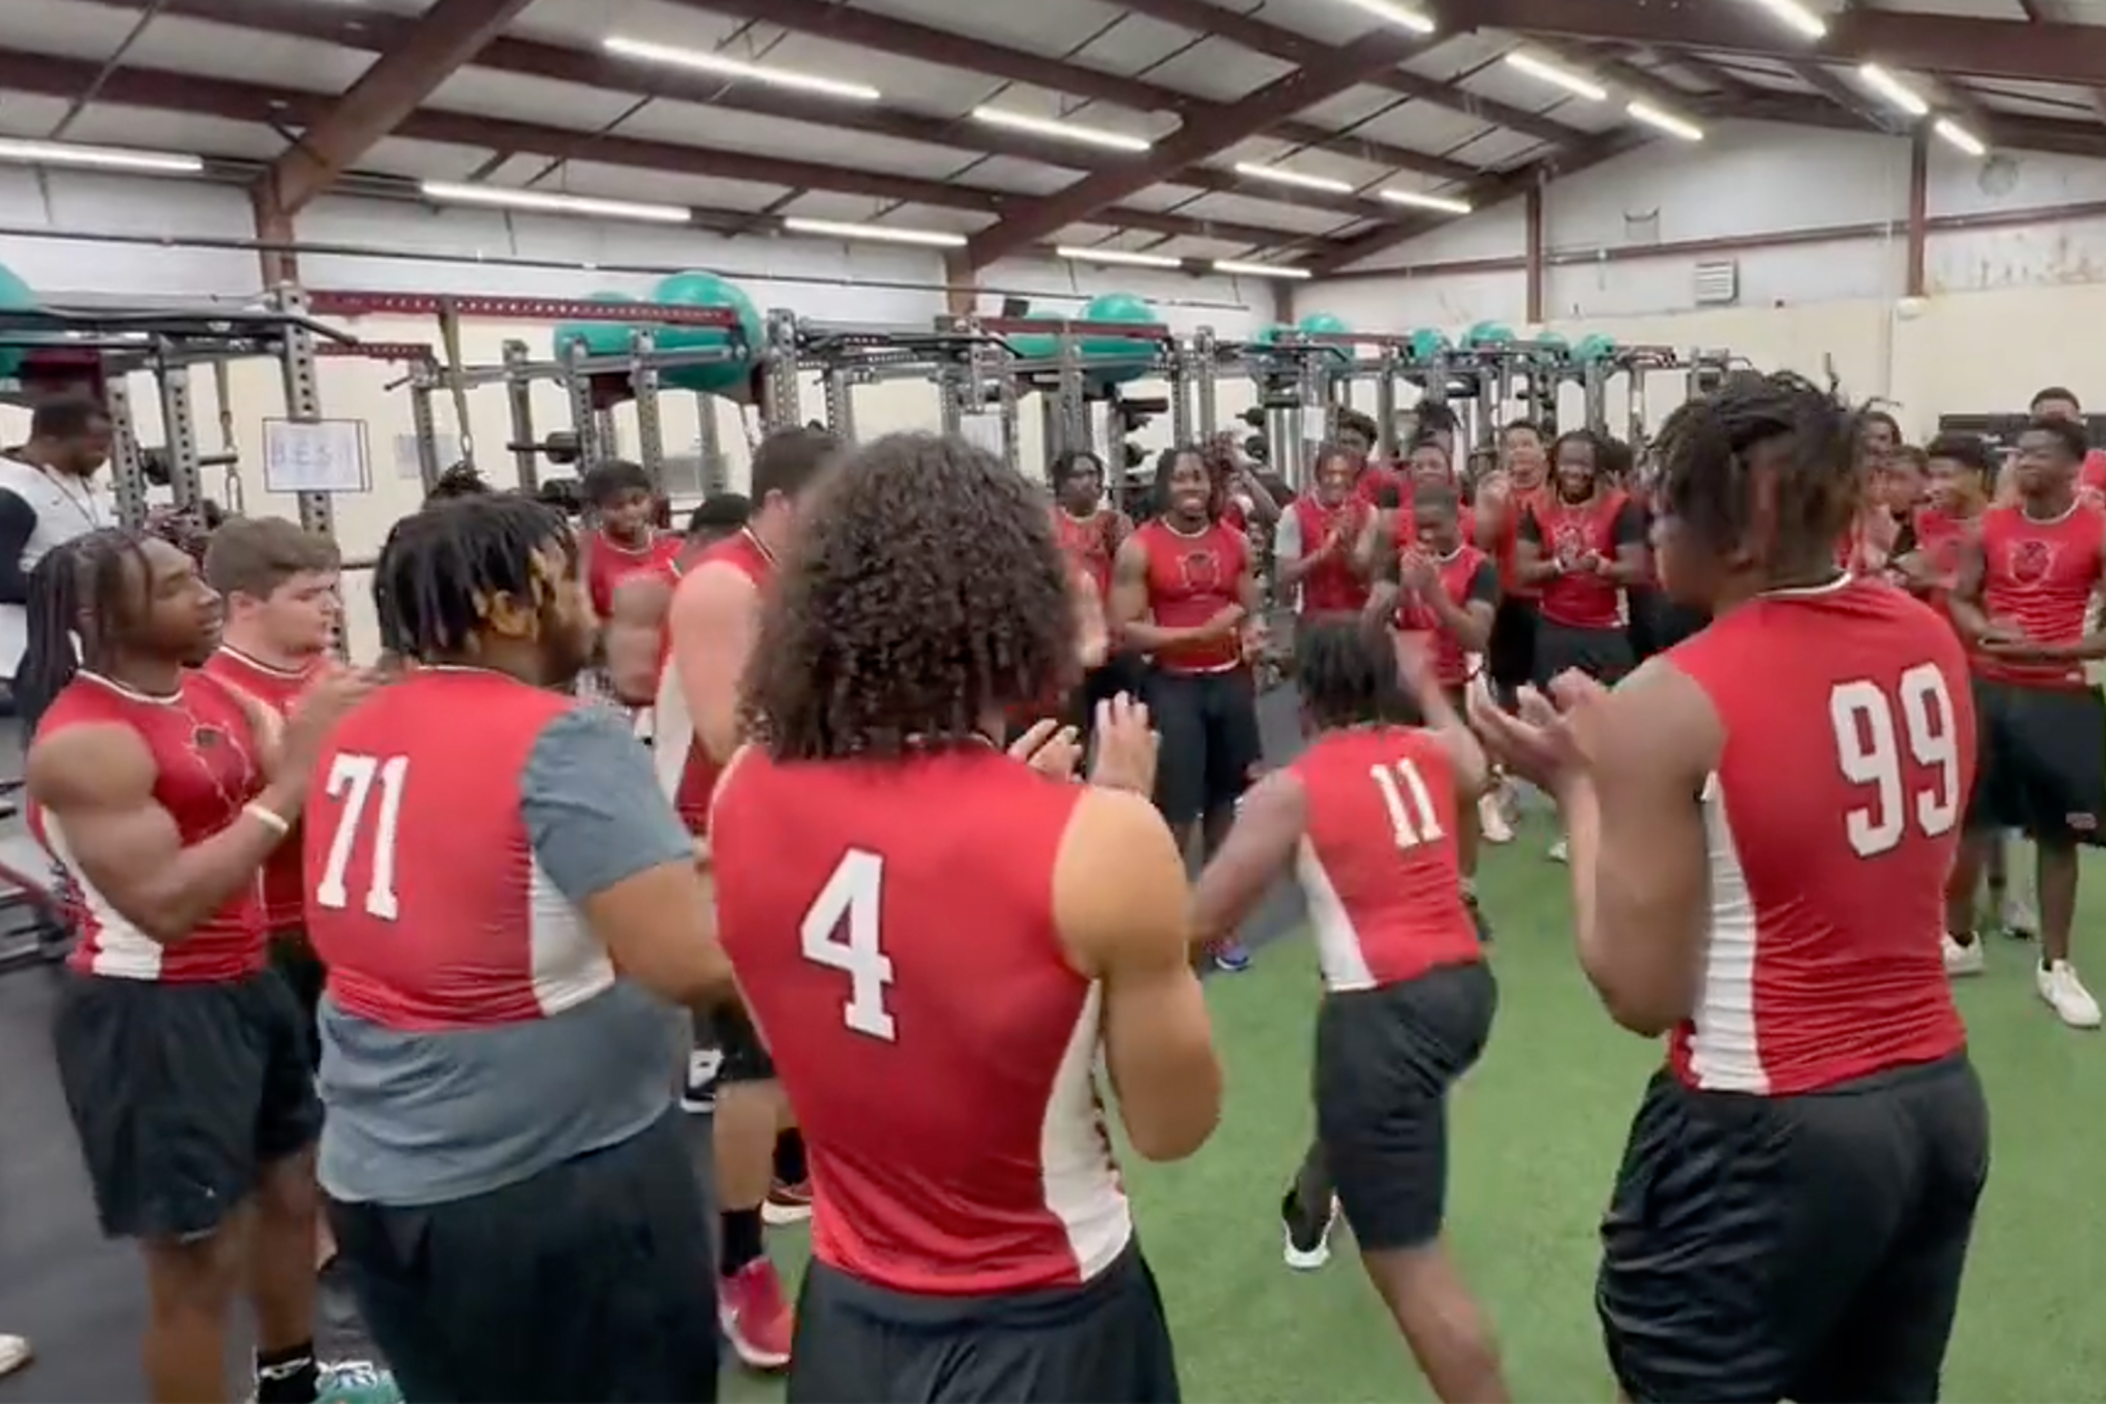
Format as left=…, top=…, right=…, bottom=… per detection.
left=1830, top=665, right=1960, bottom=858
left=802, top=849, right=897, bottom=1041
left=313, top=753, right=409, bottom=919
left=1371, top=760, right=1445, bottom=850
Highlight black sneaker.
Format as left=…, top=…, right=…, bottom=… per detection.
left=681, top=1047, right=722, bottom=1115
left=1280, top=1186, right=1337, bottom=1271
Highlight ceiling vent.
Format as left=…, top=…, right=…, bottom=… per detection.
left=1694, top=260, right=1740, bottom=307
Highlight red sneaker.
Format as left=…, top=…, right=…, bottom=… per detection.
left=763, top=1178, right=813, bottom=1227
left=719, top=1257, right=793, bottom=1371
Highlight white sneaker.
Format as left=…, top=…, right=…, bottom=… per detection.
left=2036, top=960, right=2103, bottom=1029
left=2000, top=893, right=2039, bottom=939
left=0, top=1335, right=31, bottom=1378
left=1942, top=935, right=1984, bottom=977
left=1478, top=789, right=1514, bottom=844
left=1281, top=1193, right=1340, bottom=1272
left=1548, top=835, right=1569, bottom=864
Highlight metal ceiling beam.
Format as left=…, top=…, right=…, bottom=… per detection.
left=259, top=0, right=533, bottom=214
left=2012, top=0, right=2106, bottom=127
left=966, top=30, right=1437, bottom=268
left=668, top=0, right=1485, bottom=183
left=0, top=48, right=1322, bottom=251
left=1302, top=129, right=1649, bottom=277
left=1461, top=0, right=2106, bottom=86
left=1110, top=0, right=1582, bottom=147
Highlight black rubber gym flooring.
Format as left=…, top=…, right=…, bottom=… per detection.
left=0, top=689, right=1308, bottom=1402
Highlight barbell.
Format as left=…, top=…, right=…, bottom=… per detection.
left=503, top=430, right=583, bottom=466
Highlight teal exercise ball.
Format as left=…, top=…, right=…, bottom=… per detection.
left=1080, top=292, right=1158, bottom=385
left=650, top=271, right=763, bottom=395
left=1464, top=320, right=1515, bottom=348
left=1407, top=327, right=1450, bottom=359
left=1574, top=332, right=1619, bottom=364
left=0, top=262, right=40, bottom=381
left=552, top=290, right=638, bottom=366
left=1009, top=308, right=1064, bottom=362
left=1535, top=330, right=1570, bottom=358
left=1297, top=312, right=1354, bottom=363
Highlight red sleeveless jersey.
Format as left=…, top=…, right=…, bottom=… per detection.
left=1530, top=490, right=1631, bottom=629
left=586, top=530, right=683, bottom=619
left=1133, top=518, right=1248, bottom=673
left=663, top=530, right=774, bottom=833
left=1290, top=494, right=1372, bottom=616
left=305, top=669, right=606, bottom=1029
left=1354, top=465, right=1407, bottom=505
left=34, top=670, right=268, bottom=982
left=1394, top=544, right=1496, bottom=687
left=711, top=746, right=1131, bottom=1295
left=1663, top=577, right=1971, bottom=1095
left=1494, top=484, right=1547, bottom=599
left=1975, top=499, right=2106, bottom=688
left=1290, top=727, right=1481, bottom=990
left=202, top=646, right=319, bottom=932
left=1910, top=506, right=1978, bottom=594
left=1052, top=508, right=1124, bottom=602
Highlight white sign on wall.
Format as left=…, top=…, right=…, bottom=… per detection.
left=262, top=419, right=371, bottom=495
left=957, top=412, right=1006, bottom=458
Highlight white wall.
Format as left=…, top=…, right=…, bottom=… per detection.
left=1300, top=121, right=2106, bottom=435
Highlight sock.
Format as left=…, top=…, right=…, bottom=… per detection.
left=255, top=1342, right=319, bottom=1404
left=773, top=1130, right=807, bottom=1187
left=720, top=1207, right=765, bottom=1279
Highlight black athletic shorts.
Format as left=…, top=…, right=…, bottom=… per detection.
left=1314, top=962, right=1496, bottom=1252
left=1149, top=666, right=1262, bottom=826
left=1533, top=617, right=1635, bottom=689
left=1485, top=596, right=1537, bottom=692
left=269, top=928, right=326, bottom=1074
left=1966, top=678, right=2106, bottom=845
left=1598, top=1055, right=1988, bottom=1404
left=1072, top=652, right=1147, bottom=732
left=716, top=1000, right=777, bottom=1084
left=328, top=1110, right=719, bottom=1404
left=54, top=966, right=322, bottom=1241
left=789, top=1240, right=1179, bottom=1404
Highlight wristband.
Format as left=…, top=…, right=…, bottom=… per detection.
left=244, top=802, right=291, bottom=837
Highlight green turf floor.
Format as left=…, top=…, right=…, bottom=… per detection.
left=730, top=823, right=2106, bottom=1403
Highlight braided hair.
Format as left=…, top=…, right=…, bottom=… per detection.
left=1296, top=615, right=1419, bottom=731
left=373, top=493, right=574, bottom=662
left=17, top=529, right=154, bottom=733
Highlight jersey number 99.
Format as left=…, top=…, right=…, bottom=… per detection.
left=1830, top=664, right=1961, bottom=858
left=802, top=849, right=897, bottom=1041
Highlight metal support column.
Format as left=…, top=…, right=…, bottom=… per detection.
left=1053, top=329, right=1090, bottom=455
left=1169, top=337, right=1194, bottom=446
left=1191, top=327, right=1218, bottom=442
left=504, top=341, right=539, bottom=492
left=630, top=329, right=665, bottom=491
left=407, top=380, right=442, bottom=495
left=695, top=393, right=727, bottom=495
left=563, top=340, right=600, bottom=468
left=155, top=357, right=204, bottom=512
left=1374, top=348, right=1400, bottom=460
left=760, top=309, right=802, bottom=431
left=270, top=286, right=334, bottom=539
left=1296, top=343, right=1331, bottom=459
left=103, top=376, right=151, bottom=531
left=822, top=367, right=857, bottom=443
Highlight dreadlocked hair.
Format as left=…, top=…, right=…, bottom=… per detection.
left=1653, top=369, right=1862, bottom=573
left=1295, top=615, right=1420, bottom=731
left=373, top=492, right=574, bottom=662
left=426, top=463, right=490, bottom=502
left=18, top=529, right=153, bottom=734
left=743, top=432, right=1073, bottom=761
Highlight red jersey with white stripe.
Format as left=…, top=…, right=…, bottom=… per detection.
left=1052, top=508, right=1125, bottom=602
left=1663, top=576, right=1971, bottom=1096
left=585, top=530, right=683, bottom=620
left=203, top=646, right=318, bottom=932
left=655, top=529, right=774, bottom=834
left=34, top=670, right=268, bottom=983
left=711, top=745, right=1130, bottom=1295
left=1528, top=490, right=1633, bottom=629
left=1974, top=498, right=2105, bottom=688
left=1134, top=518, right=1248, bottom=673
left=1395, top=545, right=1497, bottom=688
left=305, top=669, right=606, bottom=1029
left=1289, top=727, right=1480, bottom=991
left=1290, top=494, right=1372, bottom=616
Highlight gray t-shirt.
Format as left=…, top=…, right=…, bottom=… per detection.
left=317, top=705, right=698, bottom=1207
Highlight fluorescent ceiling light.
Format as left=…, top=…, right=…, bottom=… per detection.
left=1334, top=0, right=1436, bottom=35
left=1380, top=188, right=1473, bottom=214
left=1054, top=245, right=1183, bottom=269
left=1857, top=63, right=1929, bottom=117
left=973, top=107, right=1150, bottom=153
left=604, top=36, right=881, bottom=102
left=1232, top=161, right=1356, bottom=194
left=0, top=138, right=203, bottom=174
left=1626, top=100, right=1705, bottom=142
left=1503, top=52, right=1608, bottom=102
left=1933, top=116, right=1987, bottom=157
left=1741, top=0, right=1827, bottom=40
left=782, top=216, right=966, bottom=248
left=1213, top=260, right=1313, bottom=281
left=419, top=181, right=691, bottom=224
